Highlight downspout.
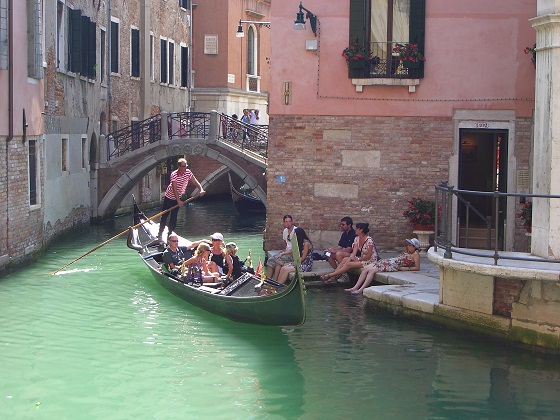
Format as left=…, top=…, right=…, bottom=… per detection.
left=5, top=0, right=14, bottom=251
left=107, top=0, right=111, bottom=136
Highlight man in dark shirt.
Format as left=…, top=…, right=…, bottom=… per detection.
left=325, top=217, right=356, bottom=269
left=162, top=234, right=189, bottom=275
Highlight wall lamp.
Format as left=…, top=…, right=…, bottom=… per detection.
left=293, top=2, right=317, bottom=36
left=236, top=20, right=271, bottom=38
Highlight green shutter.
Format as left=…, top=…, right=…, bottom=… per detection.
left=349, top=0, right=367, bottom=45
left=69, top=9, right=82, bottom=73
left=409, top=0, right=425, bottom=78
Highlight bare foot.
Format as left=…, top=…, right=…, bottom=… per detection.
left=351, top=290, right=363, bottom=295
left=343, top=288, right=355, bottom=292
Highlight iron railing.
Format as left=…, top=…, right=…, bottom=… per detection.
left=108, top=115, right=161, bottom=160
left=106, top=111, right=268, bottom=162
left=367, top=41, right=424, bottom=79
left=435, top=181, right=560, bottom=265
left=168, top=112, right=210, bottom=139
left=218, top=113, right=268, bottom=159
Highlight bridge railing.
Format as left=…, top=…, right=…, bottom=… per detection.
left=218, top=113, right=268, bottom=158
left=106, top=111, right=268, bottom=161
left=108, top=115, right=161, bottom=160
left=168, top=112, right=210, bottom=139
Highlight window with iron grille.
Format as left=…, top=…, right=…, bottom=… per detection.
left=349, top=0, right=425, bottom=78
left=29, top=140, right=37, bottom=206
left=131, top=27, right=140, bottom=77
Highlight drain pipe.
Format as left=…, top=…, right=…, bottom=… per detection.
left=188, top=0, right=193, bottom=111
left=5, top=0, right=14, bottom=255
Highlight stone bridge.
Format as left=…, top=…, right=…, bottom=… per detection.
left=93, top=111, right=268, bottom=219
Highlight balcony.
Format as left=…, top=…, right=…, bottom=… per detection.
left=349, top=42, right=423, bottom=93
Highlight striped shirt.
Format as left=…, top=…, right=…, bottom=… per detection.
left=164, top=169, right=193, bottom=200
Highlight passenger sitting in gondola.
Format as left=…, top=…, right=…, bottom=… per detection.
left=162, top=234, right=189, bottom=276
left=276, top=227, right=314, bottom=284
left=182, top=243, right=221, bottom=283
left=225, top=242, right=246, bottom=280
left=209, top=232, right=233, bottom=278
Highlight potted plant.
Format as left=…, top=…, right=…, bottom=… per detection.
left=517, top=200, right=532, bottom=232
left=342, top=41, right=374, bottom=78
left=157, top=161, right=168, bottom=175
left=392, top=43, right=425, bottom=68
left=402, top=197, right=436, bottom=230
left=524, top=43, right=536, bottom=68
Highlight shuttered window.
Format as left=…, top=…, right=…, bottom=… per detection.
left=180, top=45, right=188, bottom=87
left=349, top=0, right=425, bottom=77
left=110, top=19, right=119, bottom=73
left=131, top=27, right=140, bottom=77
left=160, top=38, right=167, bottom=83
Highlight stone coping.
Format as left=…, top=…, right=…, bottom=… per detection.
left=428, top=248, right=560, bottom=281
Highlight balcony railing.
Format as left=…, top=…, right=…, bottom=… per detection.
left=348, top=41, right=424, bottom=79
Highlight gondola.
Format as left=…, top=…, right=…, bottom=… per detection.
left=126, top=201, right=306, bottom=326
left=228, top=172, right=266, bottom=213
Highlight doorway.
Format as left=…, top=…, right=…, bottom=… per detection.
left=458, top=129, right=508, bottom=249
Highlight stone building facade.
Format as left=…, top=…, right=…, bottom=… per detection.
left=0, top=0, right=191, bottom=270
left=265, top=1, right=535, bottom=253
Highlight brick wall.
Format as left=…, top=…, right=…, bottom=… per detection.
left=264, top=115, right=454, bottom=251
left=494, top=277, right=525, bottom=317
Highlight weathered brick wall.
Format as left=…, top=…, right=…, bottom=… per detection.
left=264, top=115, right=454, bottom=251
left=494, top=277, right=525, bottom=317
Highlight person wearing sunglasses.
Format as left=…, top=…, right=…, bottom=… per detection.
left=162, top=234, right=189, bottom=275
left=158, top=157, right=206, bottom=242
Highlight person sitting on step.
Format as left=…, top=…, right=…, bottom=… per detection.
left=320, top=223, right=379, bottom=284
left=345, top=238, right=420, bottom=295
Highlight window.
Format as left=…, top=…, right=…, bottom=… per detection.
left=247, top=26, right=256, bottom=75
left=160, top=38, right=168, bottom=83
left=179, top=0, right=190, bottom=9
left=56, top=1, right=65, bottom=70
left=0, top=0, right=8, bottom=69
left=150, top=33, right=154, bottom=81
left=349, top=0, right=425, bottom=78
left=180, top=44, right=188, bottom=87
left=68, top=8, right=96, bottom=77
left=110, top=18, right=119, bottom=73
left=100, top=27, right=106, bottom=82
left=131, top=27, right=140, bottom=77
left=168, top=40, right=174, bottom=85
left=61, top=138, right=68, bottom=172
left=81, top=137, right=87, bottom=169
left=27, top=0, right=43, bottom=78
left=29, top=140, right=38, bottom=206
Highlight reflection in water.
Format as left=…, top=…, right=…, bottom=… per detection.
left=1, top=198, right=560, bottom=418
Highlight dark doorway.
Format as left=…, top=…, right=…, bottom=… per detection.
left=458, top=129, right=508, bottom=249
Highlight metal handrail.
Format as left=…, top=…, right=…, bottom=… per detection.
left=434, top=181, right=560, bottom=265
left=108, top=115, right=161, bottom=160
left=168, top=112, right=210, bottom=139
left=218, top=113, right=268, bottom=159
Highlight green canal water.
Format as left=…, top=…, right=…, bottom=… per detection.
left=1, top=198, right=560, bottom=419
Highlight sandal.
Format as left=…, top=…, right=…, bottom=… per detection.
left=320, top=274, right=330, bottom=282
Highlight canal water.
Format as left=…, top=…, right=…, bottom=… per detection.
left=1, top=197, right=560, bottom=419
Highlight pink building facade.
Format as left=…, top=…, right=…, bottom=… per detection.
left=264, top=0, right=536, bottom=252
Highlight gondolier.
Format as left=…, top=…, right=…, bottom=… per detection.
left=158, top=158, right=206, bottom=242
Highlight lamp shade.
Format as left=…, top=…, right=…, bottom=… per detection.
left=294, top=9, right=306, bottom=30
left=236, top=23, right=244, bottom=37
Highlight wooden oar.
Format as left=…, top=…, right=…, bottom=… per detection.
left=50, top=195, right=199, bottom=275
